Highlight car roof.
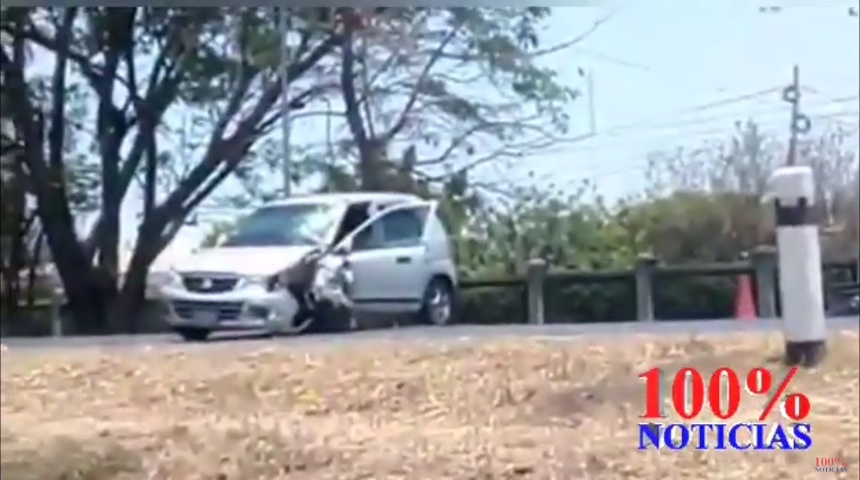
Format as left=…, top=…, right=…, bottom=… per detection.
left=261, top=191, right=422, bottom=208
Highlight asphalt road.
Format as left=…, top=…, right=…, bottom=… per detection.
left=2, top=316, right=857, bottom=351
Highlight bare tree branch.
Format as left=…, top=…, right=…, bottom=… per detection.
left=340, top=26, right=368, bottom=144
left=155, top=33, right=343, bottom=228
left=382, top=20, right=464, bottom=141
left=522, top=11, right=616, bottom=59
left=47, top=8, right=76, bottom=171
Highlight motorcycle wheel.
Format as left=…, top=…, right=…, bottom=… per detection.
left=305, top=296, right=352, bottom=334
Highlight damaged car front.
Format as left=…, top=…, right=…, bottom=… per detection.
left=157, top=201, right=347, bottom=341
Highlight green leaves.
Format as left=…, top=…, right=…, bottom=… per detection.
left=450, top=178, right=637, bottom=279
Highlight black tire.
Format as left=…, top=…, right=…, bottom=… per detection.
left=175, top=327, right=211, bottom=342
left=417, top=277, right=456, bottom=326
left=306, top=297, right=352, bottom=334
left=827, top=295, right=860, bottom=316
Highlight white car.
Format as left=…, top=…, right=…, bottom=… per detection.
left=152, top=192, right=458, bottom=341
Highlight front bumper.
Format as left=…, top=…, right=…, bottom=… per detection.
left=158, top=284, right=301, bottom=332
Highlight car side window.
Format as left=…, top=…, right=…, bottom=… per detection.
left=351, top=225, right=378, bottom=250
left=380, top=207, right=427, bottom=247
left=351, top=206, right=428, bottom=251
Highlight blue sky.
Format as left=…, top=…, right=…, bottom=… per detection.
left=60, top=4, right=859, bottom=258
left=514, top=3, right=859, bottom=197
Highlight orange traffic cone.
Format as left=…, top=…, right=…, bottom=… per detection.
left=734, top=274, right=757, bottom=320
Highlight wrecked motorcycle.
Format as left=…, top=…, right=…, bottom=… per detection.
left=267, top=244, right=355, bottom=334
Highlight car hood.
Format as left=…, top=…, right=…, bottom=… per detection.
left=173, top=246, right=315, bottom=277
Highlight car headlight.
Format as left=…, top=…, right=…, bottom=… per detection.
left=240, top=275, right=267, bottom=288
left=240, top=275, right=283, bottom=291
left=148, top=269, right=181, bottom=287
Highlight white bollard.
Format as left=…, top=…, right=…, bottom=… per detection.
left=767, top=165, right=827, bottom=367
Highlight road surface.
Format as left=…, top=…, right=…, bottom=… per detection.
left=2, top=316, right=857, bottom=351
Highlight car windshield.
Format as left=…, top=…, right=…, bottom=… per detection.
left=220, top=203, right=336, bottom=247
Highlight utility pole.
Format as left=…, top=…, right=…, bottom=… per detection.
left=781, top=65, right=811, bottom=166
left=278, top=7, right=293, bottom=197
left=586, top=70, right=596, bottom=135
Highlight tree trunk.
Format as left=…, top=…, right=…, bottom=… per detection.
left=36, top=193, right=111, bottom=334
left=2, top=213, right=24, bottom=322
left=110, top=224, right=165, bottom=332
left=98, top=161, right=122, bottom=315
left=47, top=233, right=110, bottom=334
left=112, top=260, right=147, bottom=333
left=1, top=161, right=27, bottom=323
left=25, top=230, right=44, bottom=308
left=358, top=138, right=389, bottom=191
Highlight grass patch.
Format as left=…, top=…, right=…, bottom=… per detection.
left=1, top=331, right=858, bottom=479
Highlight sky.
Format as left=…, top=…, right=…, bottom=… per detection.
left=514, top=2, right=859, bottom=197
left=57, top=4, right=860, bottom=260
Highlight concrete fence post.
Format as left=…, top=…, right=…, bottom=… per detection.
left=525, top=258, right=548, bottom=325
left=635, top=253, right=658, bottom=322
left=855, top=257, right=860, bottom=284
left=49, top=288, right=63, bottom=337
left=751, top=245, right=778, bottom=318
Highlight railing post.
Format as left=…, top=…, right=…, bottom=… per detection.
left=635, top=253, right=657, bottom=322
left=751, top=245, right=778, bottom=318
left=49, top=287, right=63, bottom=337
left=526, top=258, right=548, bottom=325
left=854, top=257, right=860, bottom=284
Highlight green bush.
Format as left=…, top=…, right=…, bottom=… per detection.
left=458, top=286, right=526, bottom=324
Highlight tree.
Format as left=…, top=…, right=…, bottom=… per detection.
left=635, top=120, right=858, bottom=261
left=0, top=7, right=342, bottom=331
left=1, top=29, right=96, bottom=319
left=290, top=8, right=597, bottom=197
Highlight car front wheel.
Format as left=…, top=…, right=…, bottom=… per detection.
left=175, top=327, right=211, bottom=342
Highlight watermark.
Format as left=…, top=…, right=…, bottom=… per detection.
left=815, top=457, right=848, bottom=474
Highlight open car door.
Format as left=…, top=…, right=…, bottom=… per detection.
left=332, top=200, right=437, bottom=310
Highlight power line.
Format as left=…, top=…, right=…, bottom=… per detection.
left=578, top=50, right=791, bottom=112
left=505, top=108, right=858, bottom=187
left=582, top=86, right=784, bottom=138
left=595, top=92, right=856, bottom=139
left=543, top=128, right=855, bottom=192
left=474, top=99, right=858, bottom=189
left=819, top=109, right=860, bottom=120
left=551, top=98, right=858, bottom=155
left=672, top=87, right=787, bottom=115
left=827, top=95, right=860, bottom=104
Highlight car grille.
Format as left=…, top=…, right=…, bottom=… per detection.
left=182, top=275, right=238, bottom=293
left=171, top=300, right=243, bottom=321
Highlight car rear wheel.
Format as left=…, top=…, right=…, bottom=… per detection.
left=175, top=327, right=211, bottom=342
left=417, top=277, right=455, bottom=326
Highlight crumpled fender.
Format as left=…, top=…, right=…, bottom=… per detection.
left=312, top=256, right=353, bottom=309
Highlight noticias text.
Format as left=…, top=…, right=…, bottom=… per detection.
left=638, top=422, right=812, bottom=451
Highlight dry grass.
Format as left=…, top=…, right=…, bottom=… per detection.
left=1, top=331, right=858, bottom=480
